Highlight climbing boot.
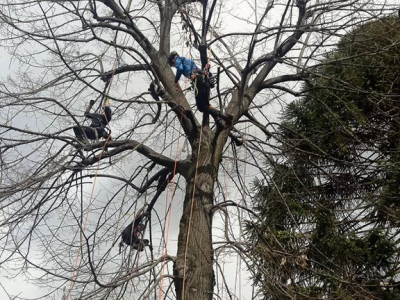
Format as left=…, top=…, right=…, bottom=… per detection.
left=102, top=132, right=112, bottom=141
left=215, top=117, right=225, bottom=130
left=222, top=114, right=233, bottom=127
left=209, top=75, right=216, bottom=89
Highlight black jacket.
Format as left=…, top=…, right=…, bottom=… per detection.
left=85, top=106, right=111, bottom=127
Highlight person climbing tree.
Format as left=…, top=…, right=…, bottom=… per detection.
left=168, top=51, right=199, bottom=87
left=119, top=206, right=152, bottom=253
left=168, top=51, right=232, bottom=126
left=119, top=169, right=172, bottom=254
left=73, top=99, right=111, bottom=142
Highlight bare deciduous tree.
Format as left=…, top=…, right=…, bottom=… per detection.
left=0, top=1, right=396, bottom=300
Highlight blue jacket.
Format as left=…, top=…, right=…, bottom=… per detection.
left=174, top=56, right=199, bottom=83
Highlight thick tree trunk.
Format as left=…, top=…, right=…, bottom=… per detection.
left=174, top=128, right=216, bottom=300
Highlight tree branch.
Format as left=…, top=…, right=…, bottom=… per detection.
left=100, top=64, right=150, bottom=82
left=79, top=140, right=187, bottom=173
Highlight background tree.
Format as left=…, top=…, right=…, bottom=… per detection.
left=0, top=1, right=397, bottom=300
left=247, top=15, right=400, bottom=300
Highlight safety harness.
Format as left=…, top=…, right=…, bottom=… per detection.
left=190, top=63, right=216, bottom=96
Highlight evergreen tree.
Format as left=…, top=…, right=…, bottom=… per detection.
left=247, top=16, right=400, bottom=300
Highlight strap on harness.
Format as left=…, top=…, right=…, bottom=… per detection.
left=93, top=128, right=99, bottom=142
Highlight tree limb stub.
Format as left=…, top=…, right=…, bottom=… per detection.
left=100, top=64, right=151, bottom=82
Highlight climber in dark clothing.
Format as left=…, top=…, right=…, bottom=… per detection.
left=73, top=99, right=111, bottom=142
left=168, top=51, right=232, bottom=125
left=119, top=207, right=152, bottom=253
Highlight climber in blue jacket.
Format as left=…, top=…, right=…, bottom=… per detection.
left=168, top=51, right=199, bottom=89
left=168, top=51, right=232, bottom=126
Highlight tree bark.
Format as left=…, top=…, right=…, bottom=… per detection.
left=174, top=128, right=216, bottom=300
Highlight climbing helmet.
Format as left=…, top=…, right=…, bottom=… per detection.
left=168, top=51, right=179, bottom=66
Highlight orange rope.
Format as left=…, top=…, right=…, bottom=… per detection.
left=65, top=52, right=118, bottom=300
left=157, top=110, right=184, bottom=299
left=221, top=143, right=231, bottom=299
left=234, top=126, right=248, bottom=298
left=157, top=21, right=190, bottom=298
left=66, top=134, right=111, bottom=300
left=157, top=156, right=178, bottom=300
left=179, top=8, right=214, bottom=297
left=179, top=9, right=217, bottom=297
left=181, top=125, right=203, bottom=300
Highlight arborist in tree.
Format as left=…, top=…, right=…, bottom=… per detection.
left=73, top=99, right=112, bottom=143
left=119, top=206, right=153, bottom=253
left=168, top=51, right=232, bottom=125
left=118, top=169, right=172, bottom=254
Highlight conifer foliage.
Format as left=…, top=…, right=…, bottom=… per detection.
left=247, top=16, right=400, bottom=300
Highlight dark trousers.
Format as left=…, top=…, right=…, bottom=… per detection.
left=119, top=237, right=150, bottom=253
left=73, top=126, right=106, bottom=141
left=194, top=77, right=211, bottom=112
left=131, top=239, right=150, bottom=252
left=194, top=78, right=229, bottom=121
left=121, top=228, right=150, bottom=252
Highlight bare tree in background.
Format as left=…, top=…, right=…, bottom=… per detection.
left=0, top=1, right=396, bottom=300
